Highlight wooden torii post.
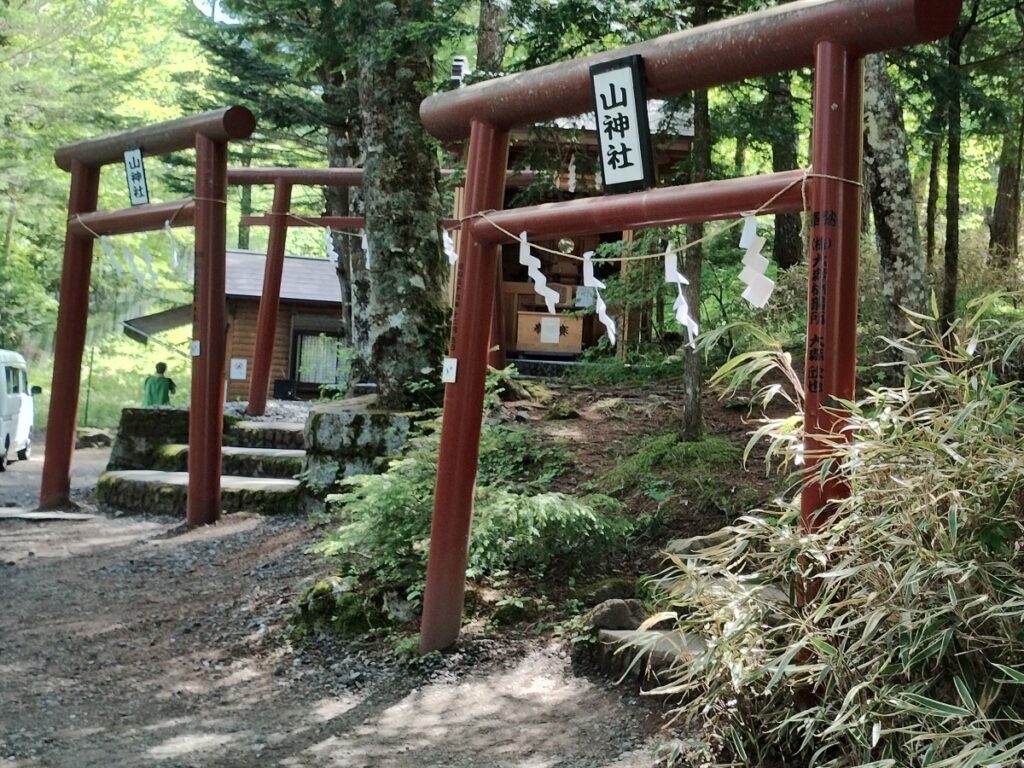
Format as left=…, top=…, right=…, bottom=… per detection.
left=227, top=167, right=537, bottom=416
left=41, top=107, right=256, bottom=528
left=415, top=0, right=962, bottom=652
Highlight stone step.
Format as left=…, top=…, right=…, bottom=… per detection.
left=154, top=445, right=305, bottom=479
left=97, top=470, right=301, bottom=517
left=595, top=629, right=705, bottom=686
left=225, top=420, right=306, bottom=450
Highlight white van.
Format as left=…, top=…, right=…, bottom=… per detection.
left=0, top=350, right=41, bottom=470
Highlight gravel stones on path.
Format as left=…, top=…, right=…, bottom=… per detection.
left=0, top=510, right=664, bottom=767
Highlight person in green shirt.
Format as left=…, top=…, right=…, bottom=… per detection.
left=142, top=362, right=176, bottom=406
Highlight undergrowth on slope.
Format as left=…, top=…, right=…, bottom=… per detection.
left=639, top=296, right=1024, bottom=768
left=299, top=424, right=630, bottom=634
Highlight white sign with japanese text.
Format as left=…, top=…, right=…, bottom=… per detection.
left=590, top=56, right=654, bottom=193
left=123, top=148, right=150, bottom=206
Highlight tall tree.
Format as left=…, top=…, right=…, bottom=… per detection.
left=353, top=0, right=447, bottom=408
left=680, top=0, right=712, bottom=440
left=863, top=53, right=926, bottom=344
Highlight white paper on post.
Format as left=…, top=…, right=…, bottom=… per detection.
left=229, top=358, right=247, bottom=380
left=540, top=316, right=561, bottom=344
left=443, top=230, right=459, bottom=266
left=123, top=148, right=149, bottom=206
left=441, top=357, right=458, bottom=383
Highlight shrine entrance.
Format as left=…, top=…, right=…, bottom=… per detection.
left=41, top=107, right=256, bottom=528
left=417, top=0, right=961, bottom=652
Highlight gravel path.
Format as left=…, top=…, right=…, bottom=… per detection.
left=0, top=507, right=665, bottom=767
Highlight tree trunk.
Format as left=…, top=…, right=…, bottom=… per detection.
left=680, top=0, right=710, bottom=442
left=356, top=0, right=447, bottom=410
left=322, top=70, right=362, bottom=348
left=925, top=129, right=943, bottom=272
left=988, top=109, right=1022, bottom=271
left=476, top=0, right=506, bottom=74
left=941, top=2, right=981, bottom=329
left=863, top=53, right=926, bottom=343
left=237, top=146, right=252, bottom=250
left=767, top=72, right=802, bottom=269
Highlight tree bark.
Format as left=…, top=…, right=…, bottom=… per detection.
left=863, top=53, right=926, bottom=343
left=925, top=129, right=943, bottom=273
left=680, top=0, right=710, bottom=442
left=237, top=146, right=252, bottom=250
left=942, top=2, right=981, bottom=330
left=356, top=0, right=447, bottom=409
left=988, top=108, right=1022, bottom=271
left=476, top=0, right=506, bottom=74
left=766, top=72, right=802, bottom=269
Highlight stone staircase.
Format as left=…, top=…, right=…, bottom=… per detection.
left=98, top=410, right=306, bottom=516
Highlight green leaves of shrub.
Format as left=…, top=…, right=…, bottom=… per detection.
left=313, top=426, right=629, bottom=605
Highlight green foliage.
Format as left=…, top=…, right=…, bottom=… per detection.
left=638, top=298, right=1024, bottom=767
left=310, top=427, right=630, bottom=622
left=33, top=330, right=192, bottom=430
left=598, top=432, right=757, bottom=519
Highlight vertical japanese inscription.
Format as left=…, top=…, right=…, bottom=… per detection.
left=589, top=56, right=655, bottom=194
left=807, top=209, right=837, bottom=396
left=122, top=148, right=150, bottom=206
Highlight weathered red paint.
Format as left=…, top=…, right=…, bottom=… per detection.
left=246, top=179, right=293, bottom=416
left=472, top=171, right=807, bottom=244
left=187, top=133, right=230, bottom=527
left=54, top=107, right=255, bottom=171
left=67, top=200, right=196, bottom=239
left=39, top=161, right=100, bottom=509
left=420, top=120, right=510, bottom=653
left=800, top=42, right=864, bottom=533
left=43, top=107, right=254, bottom=520
left=417, top=0, right=961, bottom=648
left=421, top=0, right=959, bottom=142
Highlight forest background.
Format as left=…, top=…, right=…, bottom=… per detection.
left=1, top=0, right=1022, bottom=426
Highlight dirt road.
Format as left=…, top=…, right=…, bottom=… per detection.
left=0, top=461, right=663, bottom=767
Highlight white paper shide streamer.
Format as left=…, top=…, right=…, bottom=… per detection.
left=738, top=214, right=775, bottom=308
left=163, top=220, right=180, bottom=271
left=518, top=231, right=560, bottom=314
left=664, top=243, right=699, bottom=346
left=360, top=229, right=370, bottom=270
left=443, top=230, right=459, bottom=266
left=567, top=156, right=577, bottom=194
left=325, top=227, right=340, bottom=265
left=582, top=251, right=616, bottom=345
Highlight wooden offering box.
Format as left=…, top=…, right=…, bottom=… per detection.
left=515, top=311, right=583, bottom=354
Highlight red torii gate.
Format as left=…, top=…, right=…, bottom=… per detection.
left=417, top=0, right=961, bottom=651
left=227, top=167, right=537, bottom=416
left=41, top=107, right=256, bottom=528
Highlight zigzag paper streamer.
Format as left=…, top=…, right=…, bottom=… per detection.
left=518, top=231, right=560, bottom=314
left=100, top=236, right=122, bottom=277
left=567, top=156, right=577, bottom=193
left=120, top=243, right=145, bottom=287
left=737, top=215, right=775, bottom=309
left=664, top=244, right=699, bottom=346
left=163, top=221, right=180, bottom=271
left=140, top=242, right=159, bottom=284
left=443, top=230, right=458, bottom=266
left=360, top=229, right=370, bottom=270
left=583, top=251, right=616, bottom=345
left=325, top=227, right=340, bottom=265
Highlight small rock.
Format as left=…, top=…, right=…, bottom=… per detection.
left=585, top=599, right=648, bottom=631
